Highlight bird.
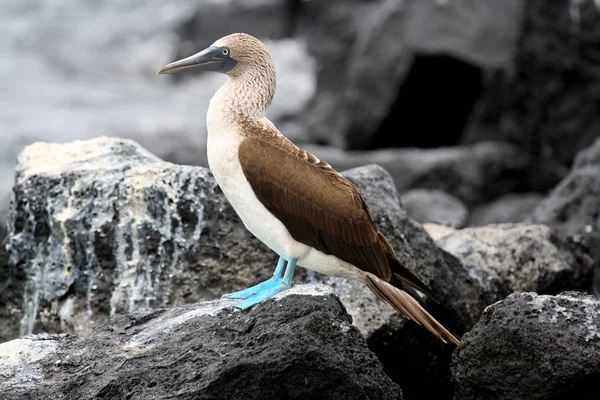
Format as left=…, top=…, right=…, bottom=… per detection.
left=157, top=33, right=459, bottom=345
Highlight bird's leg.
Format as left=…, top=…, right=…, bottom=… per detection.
left=223, top=256, right=286, bottom=300
left=233, top=257, right=297, bottom=310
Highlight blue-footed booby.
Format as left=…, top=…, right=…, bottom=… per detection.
left=157, top=33, right=459, bottom=345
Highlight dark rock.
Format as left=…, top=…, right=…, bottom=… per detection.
left=452, top=291, right=600, bottom=400
left=292, top=0, right=379, bottom=145
left=425, top=223, right=593, bottom=297
left=0, top=242, right=24, bottom=344
left=304, top=141, right=561, bottom=206
left=400, top=189, right=468, bottom=228
left=464, top=1, right=600, bottom=168
left=469, top=193, right=543, bottom=226
left=0, top=285, right=403, bottom=400
left=338, top=0, right=414, bottom=149
left=0, top=215, right=6, bottom=242
left=0, top=137, right=276, bottom=342
left=315, top=165, right=496, bottom=400
left=341, top=0, right=522, bottom=150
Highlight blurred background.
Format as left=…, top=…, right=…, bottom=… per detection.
left=1, top=0, right=599, bottom=239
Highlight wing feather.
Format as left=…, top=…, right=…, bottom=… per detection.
left=234, top=124, right=457, bottom=344
left=238, top=135, right=391, bottom=280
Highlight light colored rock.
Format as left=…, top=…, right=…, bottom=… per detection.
left=0, top=333, right=65, bottom=395
left=404, top=0, right=523, bottom=68
left=401, top=188, right=468, bottom=228
left=425, top=223, right=592, bottom=295
left=0, top=136, right=276, bottom=342
left=469, top=193, right=543, bottom=226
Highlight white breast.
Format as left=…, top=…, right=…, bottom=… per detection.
left=206, top=96, right=294, bottom=258
left=205, top=89, right=363, bottom=281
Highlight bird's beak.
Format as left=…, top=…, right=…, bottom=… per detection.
left=156, top=46, right=236, bottom=75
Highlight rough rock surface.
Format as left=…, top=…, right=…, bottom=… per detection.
left=529, top=138, right=600, bottom=293
left=304, top=141, right=562, bottom=206
left=0, top=284, right=403, bottom=400
left=464, top=0, right=600, bottom=167
left=0, top=137, right=276, bottom=343
left=452, top=291, right=600, bottom=400
left=425, top=223, right=593, bottom=297
left=291, top=0, right=522, bottom=147
left=400, top=189, right=468, bottom=228
left=529, top=138, right=600, bottom=236
left=469, top=193, right=543, bottom=226
left=316, top=165, right=496, bottom=400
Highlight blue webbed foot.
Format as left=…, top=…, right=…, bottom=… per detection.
left=223, top=257, right=286, bottom=300
left=224, top=276, right=285, bottom=300
left=234, top=280, right=292, bottom=310
left=231, top=257, right=297, bottom=310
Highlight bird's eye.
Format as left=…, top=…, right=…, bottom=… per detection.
left=222, top=48, right=229, bottom=56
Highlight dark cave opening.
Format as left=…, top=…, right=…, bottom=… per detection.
left=368, top=54, right=483, bottom=149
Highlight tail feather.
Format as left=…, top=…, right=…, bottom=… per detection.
left=365, top=274, right=460, bottom=346
left=377, top=232, right=439, bottom=303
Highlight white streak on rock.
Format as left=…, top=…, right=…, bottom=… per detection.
left=124, top=284, right=334, bottom=352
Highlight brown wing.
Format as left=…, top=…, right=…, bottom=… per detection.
left=238, top=135, right=393, bottom=280
left=238, top=132, right=456, bottom=344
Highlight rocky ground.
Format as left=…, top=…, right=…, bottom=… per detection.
left=0, top=136, right=597, bottom=399
left=1, top=1, right=600, bottom=399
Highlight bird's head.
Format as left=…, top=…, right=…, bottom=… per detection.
left=157, top=33, right=274, bottom=79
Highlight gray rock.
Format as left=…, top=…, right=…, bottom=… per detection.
left=529, top=138, right=600, bottom=236
left=464, top=1, right=600, bottom=168
left=401, top=189, right=468, bottom=228
left=530, top=169, right=600, bottom=235
left=0, top=136, right=276, bottom=343
left=0, top=284, right=403, bottom=400
left=304, top=141, right=553, bottom=206
left=469, top=193, right=544, bottom=226
left=452, top=291, right=600, bottom=400
left=529, top=138, right=600, bottom=294
left=574, top=137, right=600, bottom=169
left=340, top=0, right=522, bottom=149
left=339, top=0, right=414, bottom=149
left=317, top=165, right=495, bottom=400
left=403, top=0, right=522, bottom=69
left=425, top=223, right=592, bottom=296
left=293, top=0, right=379, bottom=145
